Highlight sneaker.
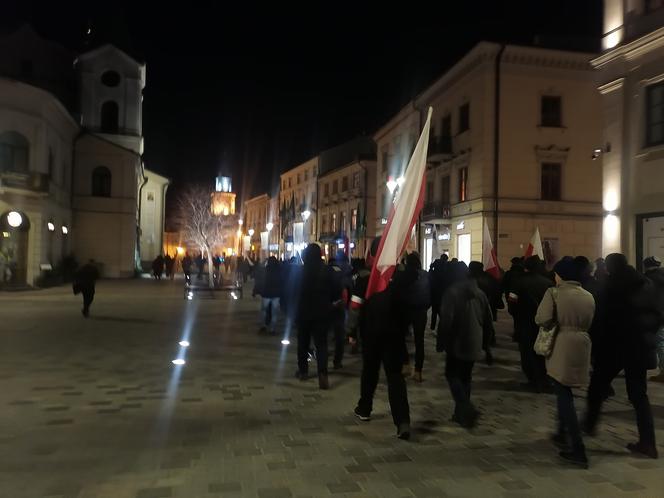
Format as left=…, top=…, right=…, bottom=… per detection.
left=397, top=423, right=411, bottom=440
left=627, top=441, right=659, bottom=459
left=354, top=406, right=371, bottom=421
left=559, top=450, right=589, bottom=469
left=318, top=373, right=329, bottom=390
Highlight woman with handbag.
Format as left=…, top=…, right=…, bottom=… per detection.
left=535, top=257, right=595, bottom=468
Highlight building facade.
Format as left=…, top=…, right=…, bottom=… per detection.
left=0, top=26, right=168, bottom=285
left=317, top=158, right=377, bottom=259
left=594, top=0, right=664, bottom=268
left=409, top=43, right=602, bottom=269
left=279, top=157, right=319, bottom=257
left=243, top=193, right=272, bottom=257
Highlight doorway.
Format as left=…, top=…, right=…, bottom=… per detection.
left=457, top=233, right=471, bottom=265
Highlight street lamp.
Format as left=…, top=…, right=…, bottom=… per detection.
left=7, top=211, right=22, bottom=228
left=266, top=222, right=274, bottom=231
left=386, top=177, right=398, bottom=194
left=248, top=228, right=255, bottom=237
left=302, top=210, right=311, bottom=221
left=238, top=219, right=243, bottom=226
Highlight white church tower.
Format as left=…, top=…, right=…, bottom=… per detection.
left=72, top=45, right=148, bottom=277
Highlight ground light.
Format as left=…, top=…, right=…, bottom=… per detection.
left=281, top=339, right=290, bottom=345
left=230, top=292, right=238, bottom=300
left=179, top=340, right=190, bottom=347
left=172, top=359, right=185, bottom=365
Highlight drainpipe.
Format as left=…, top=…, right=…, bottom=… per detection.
left=493, top=45, right=506, bottom=258
left=136, top=161, right=148, bottom=272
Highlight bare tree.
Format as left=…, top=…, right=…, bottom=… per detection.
left=177, top=185, right=237, bottom=288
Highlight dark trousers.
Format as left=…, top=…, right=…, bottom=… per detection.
left=552, top=379, right=584, bottom=452
left=297, top=319, right=328, bottom=376
left=357, top=330, right=410, bottom=428
left=586, top=352, right=656, bottom=447
left=407, top=308, right=427, bottom=371
left=445, top=354, right=476, bottom=422
left=82, top=287, right=95, bottom=315
left=430, top=299, right=441, bottom=330
left=331, top=310, right=346, bottom=367
left=518, top=327, right=548, bottom=388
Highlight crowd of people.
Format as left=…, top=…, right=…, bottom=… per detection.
left=150, top=252, right=258, bottom=285
left=248, top=239, right=663, bottom=469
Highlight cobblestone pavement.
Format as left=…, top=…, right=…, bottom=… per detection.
left=1, top=279, right=664, bottom=498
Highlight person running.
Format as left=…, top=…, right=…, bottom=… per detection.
left=536, top=257, right=595, bottom=468
left=73, top=260, right=100, bottom=318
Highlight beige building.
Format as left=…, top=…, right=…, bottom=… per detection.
left=243, top=193, right=274, bottom=257
left=139, top=169, right=170, bottom=263
left=373, top=102, right=421, bottom=239
left=593, top=0, right=664, bottom=268
left=380, top=43, right=603, bottom=269
left=279, top=156, right=319, bottom=256
left=317, top=157, right=377, bottom=259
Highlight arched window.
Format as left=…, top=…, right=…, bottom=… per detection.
left=100, top=101, right=119, bottom=134
left=0, top=131, right=29, bottom=173
left=92, top=166, right=111, bottom=197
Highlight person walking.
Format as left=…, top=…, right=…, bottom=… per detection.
left=584, top=253, right=660, bottom=459
left=330, top=250, right=353, bottom=369
left=352, top=237, right=412, bottom=440
left=152, top=255, right=164, bottom=280
left=511, top=255, right=554, bottom=392
left=182, top=253, right=193, bottom=284
left=164, top=254, right=176, bottom=280
left=428, top=254, right=449, bottom=330
left=643, top=256, right=664, bottom=382
left=261, top=256, right=282, bottom=335
left=504, top=257, right=525, bottom=341
left=402, top=252, right=430, bottom=382
left=295, top=244, right=340, bottom=390
left=436, top=261, right=494, bottom=428
left=73, top=260, right=100, bottom=318
left=536, top=257, right=595, bottom=468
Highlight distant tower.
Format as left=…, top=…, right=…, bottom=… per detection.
left=211, top=175, right=236, bottom=216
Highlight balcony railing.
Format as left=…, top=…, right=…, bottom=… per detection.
left=0, top=171, right=49, bottom=193
left=427, top=136, right=452, bottom=158
left=422, top=201, right=451, bottom=220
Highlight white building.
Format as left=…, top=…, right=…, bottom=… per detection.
left=375, top=43, right=604, bottom=270
left=593, top=0, right=664, bottom=268
left=0, top=26, right=168, bottom=285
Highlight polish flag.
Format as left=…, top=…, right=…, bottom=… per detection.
left=524, top=226, right=544, bottom=259
left=365, top=107, right=433, bottom=299
left=482, top=220, right=500, bottom=279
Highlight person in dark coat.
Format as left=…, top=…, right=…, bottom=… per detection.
left=402, top=252, right=430, bottom=382
left=511, top=255, right=554, bottom=392
left=330, top=250, right=352, bottom=369
left=195, top=253, right=205, bottom=280
left=504, top=257, right=525, bottom=341
left=74, top=260, right=100, bottom=318
left=182, top=253, right=193, bottom=284
left=469, top=261, right=503, bottom=320
left=428, top=254, right=449, bottom=330
left=643, top=256, right=664, bottom=380
left=351, top=237, right=412, bottom=440
left=295, top=244, right=341, bottom=390
left=164, top=254, right=175, bottom=280
left=260, top=256, right=282, bottom=335
left=152, top=255, right=164, bottom=280
left=437, top=261, right=494, bottom=428
left=584, top=253, right=660, bottom=459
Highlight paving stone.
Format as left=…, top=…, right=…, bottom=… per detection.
left=257, top=487, right=293, bottom=498
left=135, top=487, right=172, bottom=498
left=327, top=481, right=362, bottom=493
left=208, top=481, right=242, bottom=492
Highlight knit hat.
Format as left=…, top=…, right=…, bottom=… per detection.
left=553, top=256, right=580, bottom=281
left=643, top=256, right=662, bottom=270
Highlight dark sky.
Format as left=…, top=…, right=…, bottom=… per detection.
left=4, top=1, right=602, bottom=204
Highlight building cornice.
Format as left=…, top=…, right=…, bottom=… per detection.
left=592, top=26, right=664, bottom=68
left=598, top=78, right=625, bottom=94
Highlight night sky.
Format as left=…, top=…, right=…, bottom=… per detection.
left=4, top=1, right=602, bottom=206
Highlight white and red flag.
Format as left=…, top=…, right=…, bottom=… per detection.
left=524, top=226, right=544, bottom=259
left=482, top=220, right=500, bottom=279
left=365, top=107, right=433, bottom=299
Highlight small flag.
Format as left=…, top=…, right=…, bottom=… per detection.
left=524, top=226, right=544, bottom=260
left=482, top=220, right=500, bottom=279
left=365, top=107, right=433, bottom=299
